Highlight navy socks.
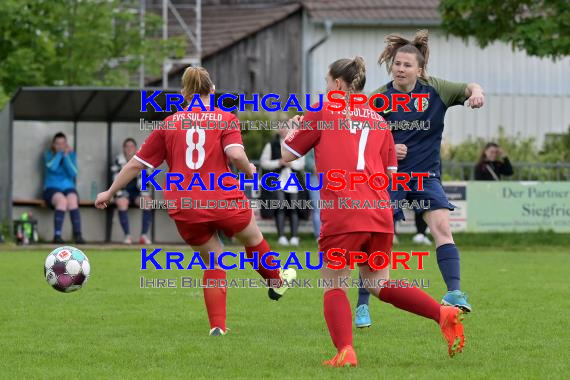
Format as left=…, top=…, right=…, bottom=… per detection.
left=436, top=243, right=461, bottom=291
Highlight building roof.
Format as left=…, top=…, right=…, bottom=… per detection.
left=156, top=0, right=440, bottom=83
left=301, top=0, right=440, bottom=24
left=171, top=1, right=440, bottom=59
left=170, top=2, right=301, bottom=60
left=149, top=1, right=301, bottom=85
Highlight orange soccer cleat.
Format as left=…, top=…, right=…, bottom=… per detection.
left=322, top=346, right=358, bottom=368
left=439, top=306, right=465, bottom=357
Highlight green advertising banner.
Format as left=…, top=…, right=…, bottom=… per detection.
left=467, top=182, right=570, bottom=232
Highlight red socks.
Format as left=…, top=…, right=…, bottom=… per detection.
left=379, top=282, right=441, bottom=322
left=322, top=284, right=440, bottom=353
left=203, top=269, right=227, bottom=330
left=324, top=289, right=353, bottom=350
left=245, top=239, right=281, bottom=282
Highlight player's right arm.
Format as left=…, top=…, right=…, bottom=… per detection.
left=95, top=158, right=147, bottom=209
left=45, top=150, right=64, bottom=171
left=282, top=112, right=321, bottom=162
left=95, top=129, right=166, bottom=209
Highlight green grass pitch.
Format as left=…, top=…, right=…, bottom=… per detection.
left=1, top=236, right=569, bottom=379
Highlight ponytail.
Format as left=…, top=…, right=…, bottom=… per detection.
left=378, top=29, right=430, bottom=79
left=181, top=66, right=214, bottom=102
left=329, top=56, right=367, bottom=120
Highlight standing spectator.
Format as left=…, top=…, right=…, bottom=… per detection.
left=260, top=125, right=305, bottom=246
left=474, top=143, right=514, bottom=180
left=43, top=132, right=85, bottom=244
left=111, top=138, right=153, bottom=244
left=412, top=212, right=432, bottom=245
left=305, top=148, right=321, bottom=240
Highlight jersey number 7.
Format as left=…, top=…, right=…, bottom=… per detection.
left=350, top=120, right=369, bottom=171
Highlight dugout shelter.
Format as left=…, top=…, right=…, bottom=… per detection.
left=0, top=87, right=236, bottom=243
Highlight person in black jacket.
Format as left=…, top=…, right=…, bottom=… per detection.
left=474, top=143, right=514, bottom=180
left=260, top=126, right=306, bottom=246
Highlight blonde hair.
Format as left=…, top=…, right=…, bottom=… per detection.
left=378, top=29, right=430, bottom=79
left=181, top=66, right=214, bottom=101
left=328, top=56, right=366, bottom=119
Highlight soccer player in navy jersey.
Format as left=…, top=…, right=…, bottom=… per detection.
left=355, top=30, right=484, bottom=327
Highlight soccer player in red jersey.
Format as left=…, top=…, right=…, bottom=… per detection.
left=282, top=57, right=465, bottom=367
left=95, top=67, right=296, bottom=336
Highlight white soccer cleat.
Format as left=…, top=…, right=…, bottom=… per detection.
left=289, top=236, right=300, bottom=246
left=209, top=327, right=229, bottom=336
left=123, top=235, right=132, bottom=245
left=412, top=233, right=426, bottom=244
left=277, top=236, right=289, bottom=246
left=268, top=268, right=297, bottom=301
left=139, top=234, right=152, bottom=245
left=422, top=235, right=433, bottom=245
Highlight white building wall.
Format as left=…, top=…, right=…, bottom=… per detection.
left=307, top=25, right=570, bottom=146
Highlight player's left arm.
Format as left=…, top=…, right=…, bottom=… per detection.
left=429, top=76, right=485, bottom=109
left=465, top=82, right=485, bottom=109
left=226, top=146, right=256, bottom=178
left=222, top=114, right=256, bottom=178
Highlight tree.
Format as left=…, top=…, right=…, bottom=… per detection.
left=0, top=0, right=185, bottom=107
left=439, top=0, right=570, bottom=59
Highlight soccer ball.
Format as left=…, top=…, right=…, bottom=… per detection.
left=44, top=246, right=90, bottom=293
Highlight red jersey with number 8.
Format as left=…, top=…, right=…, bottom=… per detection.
left=135, top=107, right=247, bottom=222
left=283, top=103, right=397, bottom=237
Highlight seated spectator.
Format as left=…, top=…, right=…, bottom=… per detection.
left=474, top=142, right=514, bottom=180
left=111, top=138, right=153, bottom=244
left=43, top=132, right=85, bottom=244
left=260, top=125, right=305, bottom=246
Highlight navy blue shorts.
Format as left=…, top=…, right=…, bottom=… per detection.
left=43, top=188, right=78, bottom=208
left=389, top=178, right=455, bottom=222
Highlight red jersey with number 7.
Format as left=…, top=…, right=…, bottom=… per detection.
left=134, top=107, right=247, bottom=222
left=283, top=103, right=397, bottom=237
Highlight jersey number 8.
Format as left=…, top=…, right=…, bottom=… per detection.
left=186, top=129, right=206, bottom=169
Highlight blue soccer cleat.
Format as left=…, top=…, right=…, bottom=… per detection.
left=441, top=290, right=472, bottom=313
left=355, top=304, right=372, bottom=328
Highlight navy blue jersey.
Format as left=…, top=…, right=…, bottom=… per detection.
left=373, top=77, right=467, bottom=178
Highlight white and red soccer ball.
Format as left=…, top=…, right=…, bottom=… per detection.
left=44, top=246, right=90, bottom=293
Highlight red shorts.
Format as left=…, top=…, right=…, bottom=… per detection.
left=174, top=209, right=253, bottom=246
left=319, top=232, right=393, bottom=270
